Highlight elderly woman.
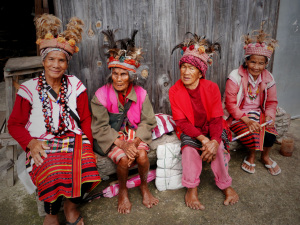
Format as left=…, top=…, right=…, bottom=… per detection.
left=169, top=33, right=239, bottom=210
left=91, top=29, right=158, bottom=214
left=7, top=14, right=100, bottom=225
left=224, top=27, right=280, bottom=175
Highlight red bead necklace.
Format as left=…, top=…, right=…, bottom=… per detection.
left=38, top=72, right=70, bottom=136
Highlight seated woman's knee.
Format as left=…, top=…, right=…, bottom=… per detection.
left=136, top=149, right=148, bottom=164
left=118, top=155, right=129, bottom=167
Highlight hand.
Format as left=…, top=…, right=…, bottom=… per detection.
left=27, top=139, right=50, bottom=167
left=121, top=141, right=139, bottom=158
left=196, top=135, right=210, bottom=145
left=200, top=139, right=219, bottom=163
left=123, top=142, right=139, bottom=167
left=241, top=116, right=261, bottom=133
left=132, top=137, right=141, bottom=148
left=265, top=116, right=274, bottom=128
left=117, top=140, right=139, bottom=167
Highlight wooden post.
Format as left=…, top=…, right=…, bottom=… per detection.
left=4, top=72, right=13, bottom=125
left=6, top=145, right=15, bottom=186
left=4, top=72, right=16, bottom=187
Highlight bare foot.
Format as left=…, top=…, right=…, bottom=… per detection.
left=223, top=187, right=239, bottom=206
left=185, top=187, right=205, bottom=210
left=43, top=214, right=59, bottom=225
left=118, top=189, right=132, bottom=214
left=140, top=184, right=159, bottom=208
left=64, top=199, right=84, bottom=225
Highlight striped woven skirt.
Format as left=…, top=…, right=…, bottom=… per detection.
left=230, top=111, right=278, bottom=151
left=26, top=132, right=101, bottom=203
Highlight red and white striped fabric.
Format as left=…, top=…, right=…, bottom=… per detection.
left=152, top=113, right=176, bottom=140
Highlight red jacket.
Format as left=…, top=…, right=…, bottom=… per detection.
left=169, top=79, right=224, bottom=138
left=224, top=66, right=278, bottom=125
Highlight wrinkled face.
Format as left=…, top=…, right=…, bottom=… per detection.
left=180, top=63, right=202, bottom=89
left=42, top=51, right=68, bottom=82
left=112, top=68, right=130, bottom=95
left=246, top=55, right=268, bottom=78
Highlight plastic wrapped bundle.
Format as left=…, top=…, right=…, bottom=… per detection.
left=155, top=142, right=184, bottom=191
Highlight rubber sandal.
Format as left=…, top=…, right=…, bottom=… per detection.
left=66, top=215, right=83, bottom=225
left=264, top=158, right=281, bottom=176
left=241, top=157, right=256, bottom=174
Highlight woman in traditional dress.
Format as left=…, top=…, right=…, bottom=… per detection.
left=91, top=29, right=158, bottom=214
left=224, top=26, right=281, bottom=175
left=169, top=33, right=239, bottom=210
left=8, top=14, right=100, bottom=225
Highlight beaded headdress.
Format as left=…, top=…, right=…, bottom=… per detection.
left=242, top=23, right=278, bottom=59
left=172, top=32, right=221, bottom=77
left=102, top=28, right=143, bottom=73
left=34, top=13, right=84, bottom=56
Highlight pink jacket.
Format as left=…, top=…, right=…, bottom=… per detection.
left=95, top=84, right=147, bottom=129
left=224, top=66, right=278, bottom=125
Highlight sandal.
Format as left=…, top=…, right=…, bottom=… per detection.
left=241, top=157, right=256, bottom=174
left=264, top=158, right=281, bottom=176
left=66, top=215, right=83, bottom=225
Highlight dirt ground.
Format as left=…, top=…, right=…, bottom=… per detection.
left=0, top=79, right=299, bottom=225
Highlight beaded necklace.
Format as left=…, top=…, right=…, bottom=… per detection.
left=247, top=83, right=259, bottom=101
left=38, top=72, right=70, bottom=136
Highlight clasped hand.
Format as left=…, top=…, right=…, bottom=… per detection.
left=120, top=141, right=139, bottom=167
left=27, top=139, right=50, bottom=167
left=200, top=137, right=219, bottom=163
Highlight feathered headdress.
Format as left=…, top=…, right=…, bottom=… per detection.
left=172, top=32, right=221, bottom=78
left=35, top=13, right=84, bottom=55
left=172, top=32, right=221, bottom=65
left=242, top=22, right=278, bottom=59
left=102, top=28, right=143, bottom=73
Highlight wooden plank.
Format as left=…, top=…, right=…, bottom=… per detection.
left=0, top=111, right=5, bottom=133
left=4, top=68, right=43, bottom=78
left=42, top=0, right=49, bottom=13
left=0, top=133, right=18, bottom=147
left=35, top=0, right=43, bottom=16
left=5, top=74, right=13, bottom=124
left=4, top=56, right=43, bottom=72
left=52, top=0, right=280, bottom=114
left=6, top=145, right=15, bottom=187
left=0, top=160, right=14, bottom=172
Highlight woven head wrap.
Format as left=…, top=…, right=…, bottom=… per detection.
left=34, top=13, right=84, bottom=62
left=40, top=47, right=72, bottom=62
left=172, top=32, right=221, bottom=78
left=179, top=54, right=208, bottom=77
left=242, top=22, right=278, bottom=60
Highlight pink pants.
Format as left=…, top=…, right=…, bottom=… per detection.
left=181, top=142, right=232, bottom=190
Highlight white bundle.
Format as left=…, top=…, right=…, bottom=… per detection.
left=157, top=158, right=182, bottom=170
left=155, top=175, right=183, bottom=191
left=156, top=167, right=182, bottom=177
left=156, top=142, right=181, bottom=159
left=155, top=142, right=184, bottom=191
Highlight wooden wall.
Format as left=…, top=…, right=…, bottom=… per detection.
left=53, top=0, right=280, bottom=114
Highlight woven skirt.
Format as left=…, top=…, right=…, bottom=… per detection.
left=230, top=111, right=277, bottom=151
left=26, top=132, right=101, bottom=203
